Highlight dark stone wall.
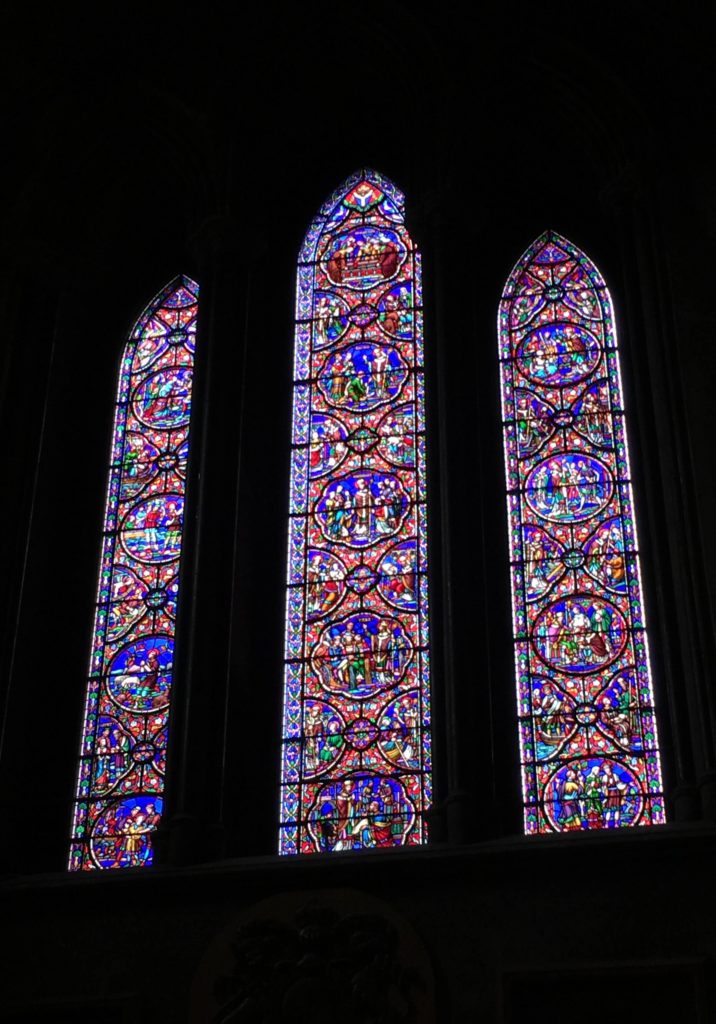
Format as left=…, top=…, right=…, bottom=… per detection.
left=4, top=830, right=715, bottom=1021
left=1, top=6, right=715, bottom=1021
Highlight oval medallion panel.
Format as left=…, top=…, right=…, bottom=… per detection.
left=322, top=227, right=407, bottom=291
left=517, top=323, right=601, bottom=386
left=525, top=453, right=613, bottom=524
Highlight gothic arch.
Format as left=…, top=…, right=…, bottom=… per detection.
left=279, top=170, right=432, bottom=854
left=70, top=275, right=199, bottom=869
left=499, top=230, right=665, bottom=833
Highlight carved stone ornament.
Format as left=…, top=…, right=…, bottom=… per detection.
left=190, top=889, right=435, bottom=1024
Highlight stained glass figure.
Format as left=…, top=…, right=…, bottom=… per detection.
left=280, top=171, right=431, bottom=854
left=499, top=232, right=665, bottom=833
left=69, top=276, right=199, bottom=870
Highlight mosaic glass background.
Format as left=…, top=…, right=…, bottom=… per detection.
left=69, top=276, right=199, bottom=869
left=499, top=231, right=665, bottom=833
left=280, top=170, right=431, bottom=854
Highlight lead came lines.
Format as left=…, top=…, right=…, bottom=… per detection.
left=280, top=171, right=431, bottom=854
left=69, top=278, right=199, bottom=870
left=500, top=232, right=665, bottom=834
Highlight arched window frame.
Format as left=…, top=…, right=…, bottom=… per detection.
left=498, top=230, right=665, bottom=834
left=69, top=276, right=199, bottom=871
left=279, top=170, right=433, bottom=854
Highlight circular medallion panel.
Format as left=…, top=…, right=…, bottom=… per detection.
left=307, top=774, right=416, bottom=851
left=311, top=612, right=413, bottom=699
left=132, top=367, right=192, bottom=430
left=532, top=595, right=627, bottom=674
left=318, top=342, right=408, bottom=413
left=119, top=494, right=184, bottom=564
left=315, top=471, right=409, bottom=549
left=89, top=795, right=163, bottom=868
left=106, top=635, right=174, bottom=712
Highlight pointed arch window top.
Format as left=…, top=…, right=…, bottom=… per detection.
left=499, top=231, right=665, bottom=834
left=281, top=171, right=431, bottom=855
left=69, top=275, right=199, bottom=871
left=298, top=169, right=406, bottom=264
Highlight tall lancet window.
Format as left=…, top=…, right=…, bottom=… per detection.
left=499, top=232, right=665, bottom=834
left=69, top=277, right=199, bottom=870
left=280, top=170, right=431, bottom=854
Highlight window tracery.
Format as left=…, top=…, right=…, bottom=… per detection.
left=499, top=232, right=665, bottom=833
left=69, top=276, right=199, bottom=870
left=279, top=171, right=432, bottom=854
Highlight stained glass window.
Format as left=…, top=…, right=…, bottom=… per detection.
left=279, top=170, right=431, bottom=854
left=69, top=276, right=199, bottom=870
left=499, top=231, right=665, bottom=833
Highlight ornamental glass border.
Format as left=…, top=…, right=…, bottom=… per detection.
left=279, top=169, right=432, bottom=854
left=499, top=231, right=665, bottom=834
left=69, top=276, right=199, bottom=870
